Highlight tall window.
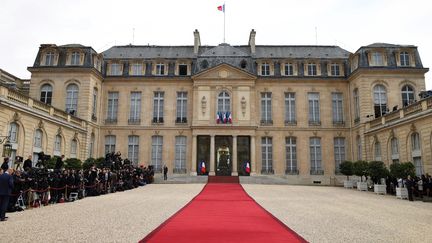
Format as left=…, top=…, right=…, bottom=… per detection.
left=34, top=129, right=43, bottom=148
left=400, top=52, right=410, bottom=66
left=373, top=85, right=387, bottom=117
left=66, top=84, right=79, bottom=114
left=371, top=52, right=384, bottom=66
left=174, top=136, right=187, bottom=173
left=156, top=63, right=165, bottom=75
left=330, top=63, right=340, bottom=76
left=401, top=85, right=414, bottom=106
left=109, top=63, right=122, bottom=76
left=176, top=92, right=188, bottom=123
left=261, top=63, right=270, bottom=76
left=332, top=92, right=344, bottom=124
left=310, top=137, right=322, bottom=174
left=285, top=137, right=297, bottom=174
left=353, top=89, right=360, bottom=121
left=151, top=136, right=163, bottom=172
left=92, top=88, right=98, bottom=119
left=128, top=135, right=139, bottom=165
left=217, top=91, right=231, bottom=113
left=131, top=63, right=144, bottom=76
left=153, top=91, right=164, bottom=123
left=374, top=141, right=382, bottom=161
left=105, top=135, right=116, bottom=154
left=8, top=123, right=18, bottom=143
left=356, top=135, right=362, bottom=160
left=54, top=135, right=62, bottom=156
left=71, top=52, right=80, bottom=65
left=261, top=137, right=273, bottom=174
left=391, top=137, right=399, bottom=163
left=70, top=139, right=77, bottom=158
left=261, top=92, right=272, bottom=124
left=284, top=63, right=294, bottom=76
left=411, top=133, right=423, bottom=176
left=285, top=92, right=296, bottom=124
left=106, top=92, right=119, bottom=122
left=89, top=133, right=95, bottom=158
left=40, top=84, right=53, bottom=105
left=45, top=52, right=55, bottom=66
left=334, top=137, right=345, bottom=173
left=129, top=92, right=141, bottom=123
left=307, top=63, right=317, bottom=76
left=308, top=92, right=320, bottom=124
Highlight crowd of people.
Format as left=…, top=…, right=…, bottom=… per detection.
left=0, top=151, right=154, bottom=221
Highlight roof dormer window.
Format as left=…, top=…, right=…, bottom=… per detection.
left=400, top=52, right=410, bottom=66
left=284, top=63, right=294, bottom=76
left=330, top=63, right=340, bottom=76
left=71, top=52, right=81, bottom=65
left=108, top=63, right=122, bottom=76
left=156, top=63, right=165, bottom=75
left=45, top=52, right=55, bottom=66
left=130, top=63, right=144, bottom=76
left=307, top=63, right=317, bottom=76
left=261, top=62, right=270, bottom=76
left=370, top=52, right=385, bottom=66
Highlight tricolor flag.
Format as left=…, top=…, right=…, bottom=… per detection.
left=245, top=162, right=251, bottom=173
left=222, top=112, right=227, bottom=123
left=216, top=112, right=220, bottom=124
left=217, top=4, right=225, bottom=12
left=227, top=111, right=232, bottom=123
left=200, top=161, right=206, bottom=173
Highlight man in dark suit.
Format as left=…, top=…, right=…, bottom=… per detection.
left=55, top=155, right=65, bottom=170
left=0, top=168, right=14, bottom=221
left=23, top=155, right=33, bottom=171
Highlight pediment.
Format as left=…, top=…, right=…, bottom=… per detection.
left=192, top=63, right=256, bottom=80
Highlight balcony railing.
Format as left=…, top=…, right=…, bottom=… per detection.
left=175, top=117, right=188, bottom=124
left=152, top=117, right=164, bottom=124
left=260, top=119, right=273, bottom=126
left=105, top=118, right=117, bottom=124
left=308, top=120, right=321, bottom=126
left=128, top=118, right=141, bottom=125
left=285, top=169, right=299, bottom=175
left=310, top=169, right=324, bottom=175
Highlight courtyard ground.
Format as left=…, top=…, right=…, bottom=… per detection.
left=1, top=184, right=431, bottom=242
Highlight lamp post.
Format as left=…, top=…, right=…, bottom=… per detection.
left=0, top=136, right=12, bottom=158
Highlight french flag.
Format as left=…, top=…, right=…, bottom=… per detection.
left=227, top=112, right=232, bottom=123
left=217, top=4, right=225, bottom=12
left=245, top=162, right=251, bottom=173
left=200, top=161, right=206, bottom=173
left=223, top=112, right=227, bottom=123
left=216, top=112, right=220, bottom=124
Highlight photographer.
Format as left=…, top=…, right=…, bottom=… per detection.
left=23, top=155, right=32, bottom=172
left=55, top=155, right=65, bottom=171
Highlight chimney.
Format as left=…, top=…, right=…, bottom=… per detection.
left=194, top=29, right=201, bottom=55
left=248, top=29, right=256, bottom=55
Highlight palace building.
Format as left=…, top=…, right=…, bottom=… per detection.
left=1, top=29, right=431, bottom=184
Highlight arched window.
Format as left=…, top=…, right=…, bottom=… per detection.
left=66, top=83, right=79, bottom=115
left=34, top=129, right=43, bottom=148
left=9, top=122, right=19, bottom=143
left=373, top=85, right=387, bottom=117
left=411, top=132, right=423, bottom=176
left=401, top=85, right=414, bottom=107
left=217, top=91, right=231, bottom=113
left=54, top=135, right=62, bottom=156
left=40, top=84, right=53, bottom=105
left=390, top=138, right=399, bottom=163
left=374, top=141, right=381, bottom=161
left=70, top=139, right=78, bottom=158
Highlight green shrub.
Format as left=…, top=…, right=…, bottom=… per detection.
left=64, top=158, right=82, bottom=170
left=368, top=161, right=389, bottom=184
left=45, top=157, right=57, bottom=169
left=82, top=158, right=96, bottom=170
left=339, top=161, right=354, bottom=180
left=390, top=162, right=415, bottom=179
left=353, top=160, right=369, bottom=182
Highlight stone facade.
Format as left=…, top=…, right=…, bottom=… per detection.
left=0, top=30, right=430, bottom=184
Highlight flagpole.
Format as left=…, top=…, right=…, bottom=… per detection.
left=223, top=3, right=226, bottom=43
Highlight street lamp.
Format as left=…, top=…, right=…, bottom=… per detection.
left=0, top=136, right=12, bottom=158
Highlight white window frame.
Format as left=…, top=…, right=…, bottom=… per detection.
left=374, top=141, right=382, bottom=161
left=128, top=135, right=139, bottom=165
left=45, top=52, right=55, bottom=66
left=354, top=89, right=360, bottom=121
left=70, top=139, right=77, bottom=158
left=156, top=63, right=165, bottom=75
left=151, top=135, right=163, bottom=171
left=217, top=91, right=231, bottom=113
left=334, top=137, right=345, bottom=172
left=105, top=135, right=116, bottom=155
left=374, top=85, right=387, bottom=116
left=9, top=123, right=19, bottom=143
left=332, top=92, right=344, bottom=124
left=261, top=137, right=273, bottom=173
left=71, top=52, right=80, bottom=65
left=174, top=136, right=187, bottom=172
left=391, top=137, right=399, bottom=163
left=34, top=129, right=43, bottom=148
left=261, top=92, right=272, bottom=123
left=66, top=84, right=79, bottom=114
left=371, top=52, right=384, bottom=66
left=153, top=91, right=164, bottom=122
left=310, top=137, right=322, bottom=173
left=285, top=137, right=297, bottom=173
left=284, top=63, right=294, bottom=76
left=54, top=135, right=62, bottom=156
left=401, top=85, right=415, bottom=106
left=285, top=92, right=296, bottom=123
left=400, top=52, right=410, bottom=66
left=308, top=92, right=320, bottom=123
left=176, top=92, right=187, bottom=122
left=107, top=92, right=119, bottom=121
left=40, top=84, right=53, bottom=105
left=330, top=63, right=340, bottom=76
left=131, top=63, right=144, bottom=76
left=109, top=63, right=122, bottom=76
left=261, top=63, right=270, bottom=76
left=129, top=91, right=141, bottom=121
left=307, top=63, right=317, bottom=76
left=92, top=88, right=97, bottom=118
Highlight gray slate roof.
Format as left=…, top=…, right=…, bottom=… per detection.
left=103, top=45, right=195, bottom=59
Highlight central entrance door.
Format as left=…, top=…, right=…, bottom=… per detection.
left=215, top=136, right=232, bottom=176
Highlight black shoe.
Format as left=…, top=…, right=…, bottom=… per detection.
left=0, top=218, right=7, bottom=222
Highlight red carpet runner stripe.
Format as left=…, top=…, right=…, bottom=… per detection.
left=140, top=180, right=307, bottom=243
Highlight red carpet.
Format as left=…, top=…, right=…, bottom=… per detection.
left=141, top=179, right=306, bottom=243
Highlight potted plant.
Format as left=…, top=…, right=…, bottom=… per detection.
left=368, top=161, right=389, bottom=195
left=353, top=160, right=369, bottom=191
left=390, top=162, right=415, bottom=199
left=339, top=161, right=354, bottom=188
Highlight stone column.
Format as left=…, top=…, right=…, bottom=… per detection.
left=250, top=135, right=257, bottom=176
left=232, top=135, right=238, bottom=176
left=190, top=135, right=197, bottom=176
left=209, top=135, right=215, bottom=176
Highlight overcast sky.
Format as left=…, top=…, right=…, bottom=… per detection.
left=1, top=0, right=431, bottom=88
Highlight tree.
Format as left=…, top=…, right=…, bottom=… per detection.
left=64, top=158, right=82, bottom=170
left=368, top=161, right=389, bottom=184
left=45, top=157, right=57, bottom=169
left=353, top=160, right=369, bottom=182
left=95, top=157, right=105, bottom=168
left=82, top=158, right=96, bottom=170
left=390, top=162, right=415, bottom=179
left=339, top=161, right=354, bottom=180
